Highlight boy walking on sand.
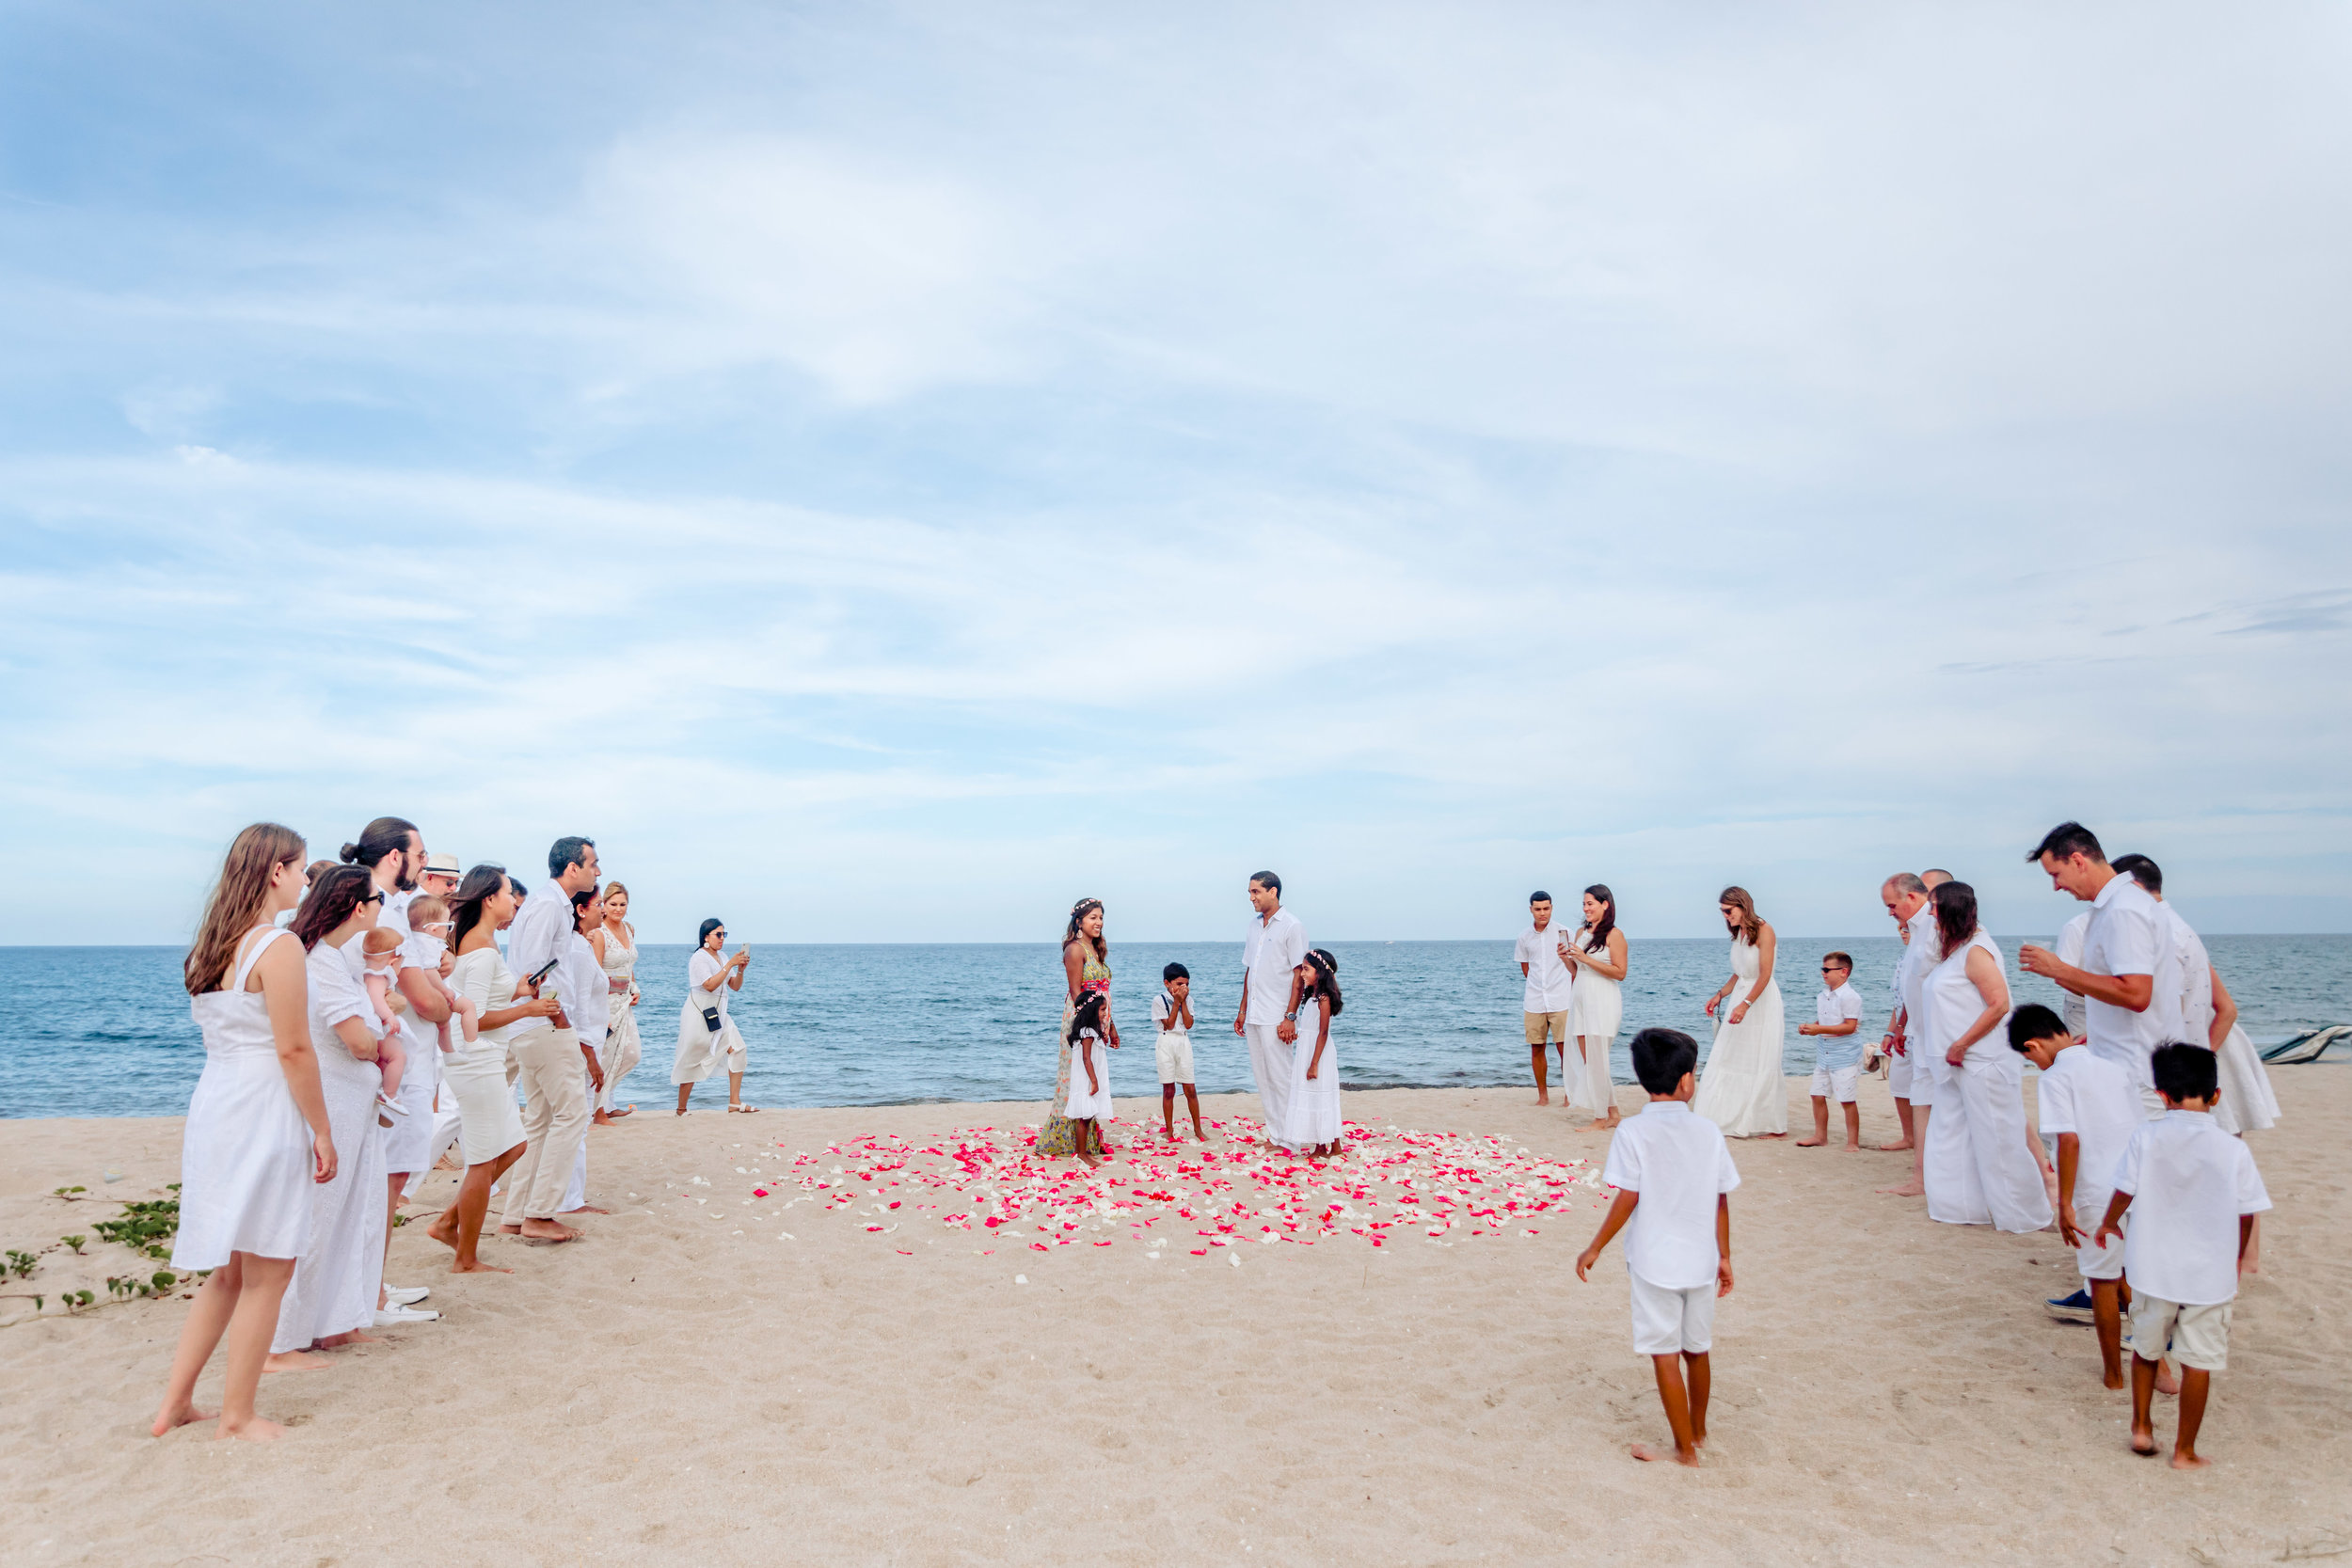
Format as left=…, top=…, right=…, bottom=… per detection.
left=1576, top=1027, right=1740, bottom=1466
left=1797, top=952, right=1865, bottom=1149
left=1154, top=962, right=1206, bottom=1142
left=2010, top=1003, right=2140, bottom=1387
left=2094, top=1042, right=2271, bottom=1468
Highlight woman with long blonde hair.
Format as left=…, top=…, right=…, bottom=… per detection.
left=150, top=824, right=337, bottom=1443
left=591, top=880, right=642, bottom=1122
left=1694, top=886, right=1788, bottom=1137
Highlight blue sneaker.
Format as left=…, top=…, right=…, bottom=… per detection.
left=2045, top=1288, right=2094, bottom=1323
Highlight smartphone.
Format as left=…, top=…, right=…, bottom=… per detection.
left=528, top=958, right=561, bottom=988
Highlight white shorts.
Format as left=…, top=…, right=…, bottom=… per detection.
left=2074, top=1202, right=2125, bottom=1281
left=1629, top=1271, right=1716, bottom=1356
left=1156, top=1031, right=1195, bottom=1085
left=1809, top=1061, right=1860, bottom=1102
left=2129, top=1293, right=2232, bottom=1371
left=1888, top=1048, right=1914, bottom=1099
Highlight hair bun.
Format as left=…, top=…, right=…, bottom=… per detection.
left=339, top=843, right=361, bottom=863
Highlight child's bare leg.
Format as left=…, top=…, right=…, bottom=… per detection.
left=1162, top=1083, right=1178, bottom=1139
left=1183, top=1084, right=1205, bottom=1138
left=2129, top=1354, right=2160, bottom=1454
left=1841, top=1100, right=1861, bottom=1150
left=1632, top=1353, right=1701, bottom=1465
left=1797, top=1096, right=1830, bottom=1147
left=377, top=1037, right=406, bottom=1101
left=2171, top=1368, right=2213, bottom=1469
left=1879, top=1095, right=1915, bottom=1151
left=1529, top=1043, right=1549, bottom=1105
left=2091, top=1278, right=2125, bottom=1389
left=1686, top=1349, right=1710, bottom=1444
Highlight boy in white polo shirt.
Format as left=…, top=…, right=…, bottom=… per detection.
left=1797, top=952, right=1865, bottom=1149
left=1576, top=1027, right=1740, bottom=1467
left=2093, top=1042, right=2271, bottom=1470
left=1152, top=962, right=1204, bottom=1143
left=2010, top=1003, right=2140, bottom=1387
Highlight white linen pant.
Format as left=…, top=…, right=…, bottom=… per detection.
left=1247, top=1023, right=1296, bottom=1147
left=500, top=1026, right=592, bottom=1226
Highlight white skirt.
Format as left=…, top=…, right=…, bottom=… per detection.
left=272, top=1043, right=387, bottom=1353
left=444, top=1039, right=526, bottom=1165
left=2212, top=1023, right=2280, bottom=1135
left=1565, top=972, right=1621, bottom=1117
left=673, top=999, right=747, bottom=1085
left=1928, top=1049, right=2052, bottom=1234
left=173, top=1047, right=313, bottom=1269
left=599, top=991, right=644, bottom=1109
left=1692, top=983, right=1788, bottom=1136
left=1283, top=1037, right=1343, bottom=1146
left=1065, top=1037, right=1115, bottom=1120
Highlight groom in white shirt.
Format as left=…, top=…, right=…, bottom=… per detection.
left=1233, top=871, right=1309, bottom=1150
left=498, top=834, right=605, bottom=1243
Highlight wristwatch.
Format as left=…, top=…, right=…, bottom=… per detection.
left=1284, top=1010, right=1297, bottom=1022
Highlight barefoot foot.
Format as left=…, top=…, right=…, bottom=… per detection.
left=451, top=1258, right=515, bottom=1275
left=2130, top=1427, right=2159, bottom=1456
left=518, top=1218, right=580, bottom=1243
left=151, top=1400, right=215, bottom=1436
left=263, top=1350, right=333, bottom=1373
left=1630, top=1442, right=1700, bottom=1467
left=217, top=1416, right=289, bottom=1443
left=2170, top=1450, right=2212, bottom=1470
left=1875, top=1139, right=1914, bottom=1152
left=1795, top=1135, right=1826, bottom=1148
left=1877, top=1181, right=1926, bottom=1197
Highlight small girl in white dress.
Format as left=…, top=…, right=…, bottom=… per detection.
left=1063, top=992, right=1117, bottom=1167
left=357, top=928, right=411, bottom=1117
left=1283, top=948, right=1345, bottom=1157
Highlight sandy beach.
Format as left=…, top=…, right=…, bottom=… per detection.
left=4, top=1069, right=2347, bottom=1568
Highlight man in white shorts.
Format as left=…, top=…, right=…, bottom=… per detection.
left=1153, top=962, right=1205, bottom=1142
left=1234, top=871, right=1308, bottom=1149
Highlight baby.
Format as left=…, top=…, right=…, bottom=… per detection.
left=358, top=927, right=412, bottom=1116
left=405, top=894, right=479, bottom=1053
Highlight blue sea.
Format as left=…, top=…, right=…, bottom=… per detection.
left=2, top=935, right=2344, bottom=1119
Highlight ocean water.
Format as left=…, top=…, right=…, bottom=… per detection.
left=1, top=935, right=2344, bottom=1120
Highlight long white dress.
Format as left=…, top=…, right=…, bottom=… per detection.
left=272, top=940, right=387, bottom=1354
left=1692, top=935, right=1788, bottom=1136
left=596, top=924, right=642, bottom=1112
left=1921, top=929, right=2052, bottom=1234
left=673, top=949, right=749, bottom=1085
left=1564, top=927, right=1623, bottom=1117
left=174, top=928, right=313, bottom=1269
left=1283, top=998, right=1343, bottom=1147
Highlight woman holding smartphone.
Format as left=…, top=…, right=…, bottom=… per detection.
left=672, top=918, right=754, bottom=1114
left=426, top=866, right=559, bottom=1272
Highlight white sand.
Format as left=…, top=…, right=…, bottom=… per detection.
left=4, top=1069, right=2348, bottom=1566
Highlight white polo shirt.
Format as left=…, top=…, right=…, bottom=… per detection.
left=2080, top=875, right=2179, bottom=1091
left=1599, top=1101, right=1741, bottom=1291
left=2115, top=1110, right=2270, bottom=1306
left=1515, top=922, right=1576, bottom=1013
left=1242, top=906, right=1309, bottom=1026
left=2035, top=1045, right=2139, bottom=1215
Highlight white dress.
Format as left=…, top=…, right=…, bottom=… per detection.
left=2212, top=1024, right=2280, bottom=1135
left=272, top=940, right=388, bottom=1354
left=1283, top=998, right=1343, bottom=1146
left=673, top=949, right=749, bottom=1085
left=1692, top=935, right=1788, bottom=1136
left=173, top=928, right=314, bottom=1269
left=1921, top=929, right=2052, bottom=1234
left=1064, top=1028, right=1116, bottom=1120
left=1565, top=927, right=1623, bottom=1117
left=596, top=925, right=642, bottom=1111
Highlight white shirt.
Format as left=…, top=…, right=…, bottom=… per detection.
left=2161, top=903, right=2215, bottom=1045
left=1515, top=922, right=1577, bottom=1012
left=1151, top=990, right=1190, bottom=1040
left=1242, top=907, right=1309, bottom=1025
left=1814, top=982, right=1865, bottom=1070
left=2055, top=911, right=2090, bottom=1037
left=563, top=932, right=608, bottom=1050
left=1897, top=905, right=1941, bottom=1038
left=2036, top=1046, right=2139, bottom=1215
left=688, top=948, right=732, bottom=1022
left=2115, top=1110, right=2270, bottom=1306
left=508, top=879, right=598, bottom=1048
left=1599, top=1101, right=1741, bottom=1291
left=2080, top=875, right=2179, bottom=1091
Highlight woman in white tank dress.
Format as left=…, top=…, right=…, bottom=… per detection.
left=271, top=864, right=392, bottom=1360
left=1919, top=883, right=2052, bottom=1234
left=151, top=824, right=338, bottom=1441
left=1694, top=887, right=1788, bottom=1136
left=437, top=865, right=551, bottom=1272
left=1561, top=885, right=1628, bottom=1129
left=592, top=883, right=642, bottom=1121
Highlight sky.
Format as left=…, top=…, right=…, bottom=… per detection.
left=3, top=2, right=2350, bottom=946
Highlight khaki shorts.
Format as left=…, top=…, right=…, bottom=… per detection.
left=1525, top=1010, right=1569, bottom=1046
left=2129, top=1292, right=2232, bottom=1371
